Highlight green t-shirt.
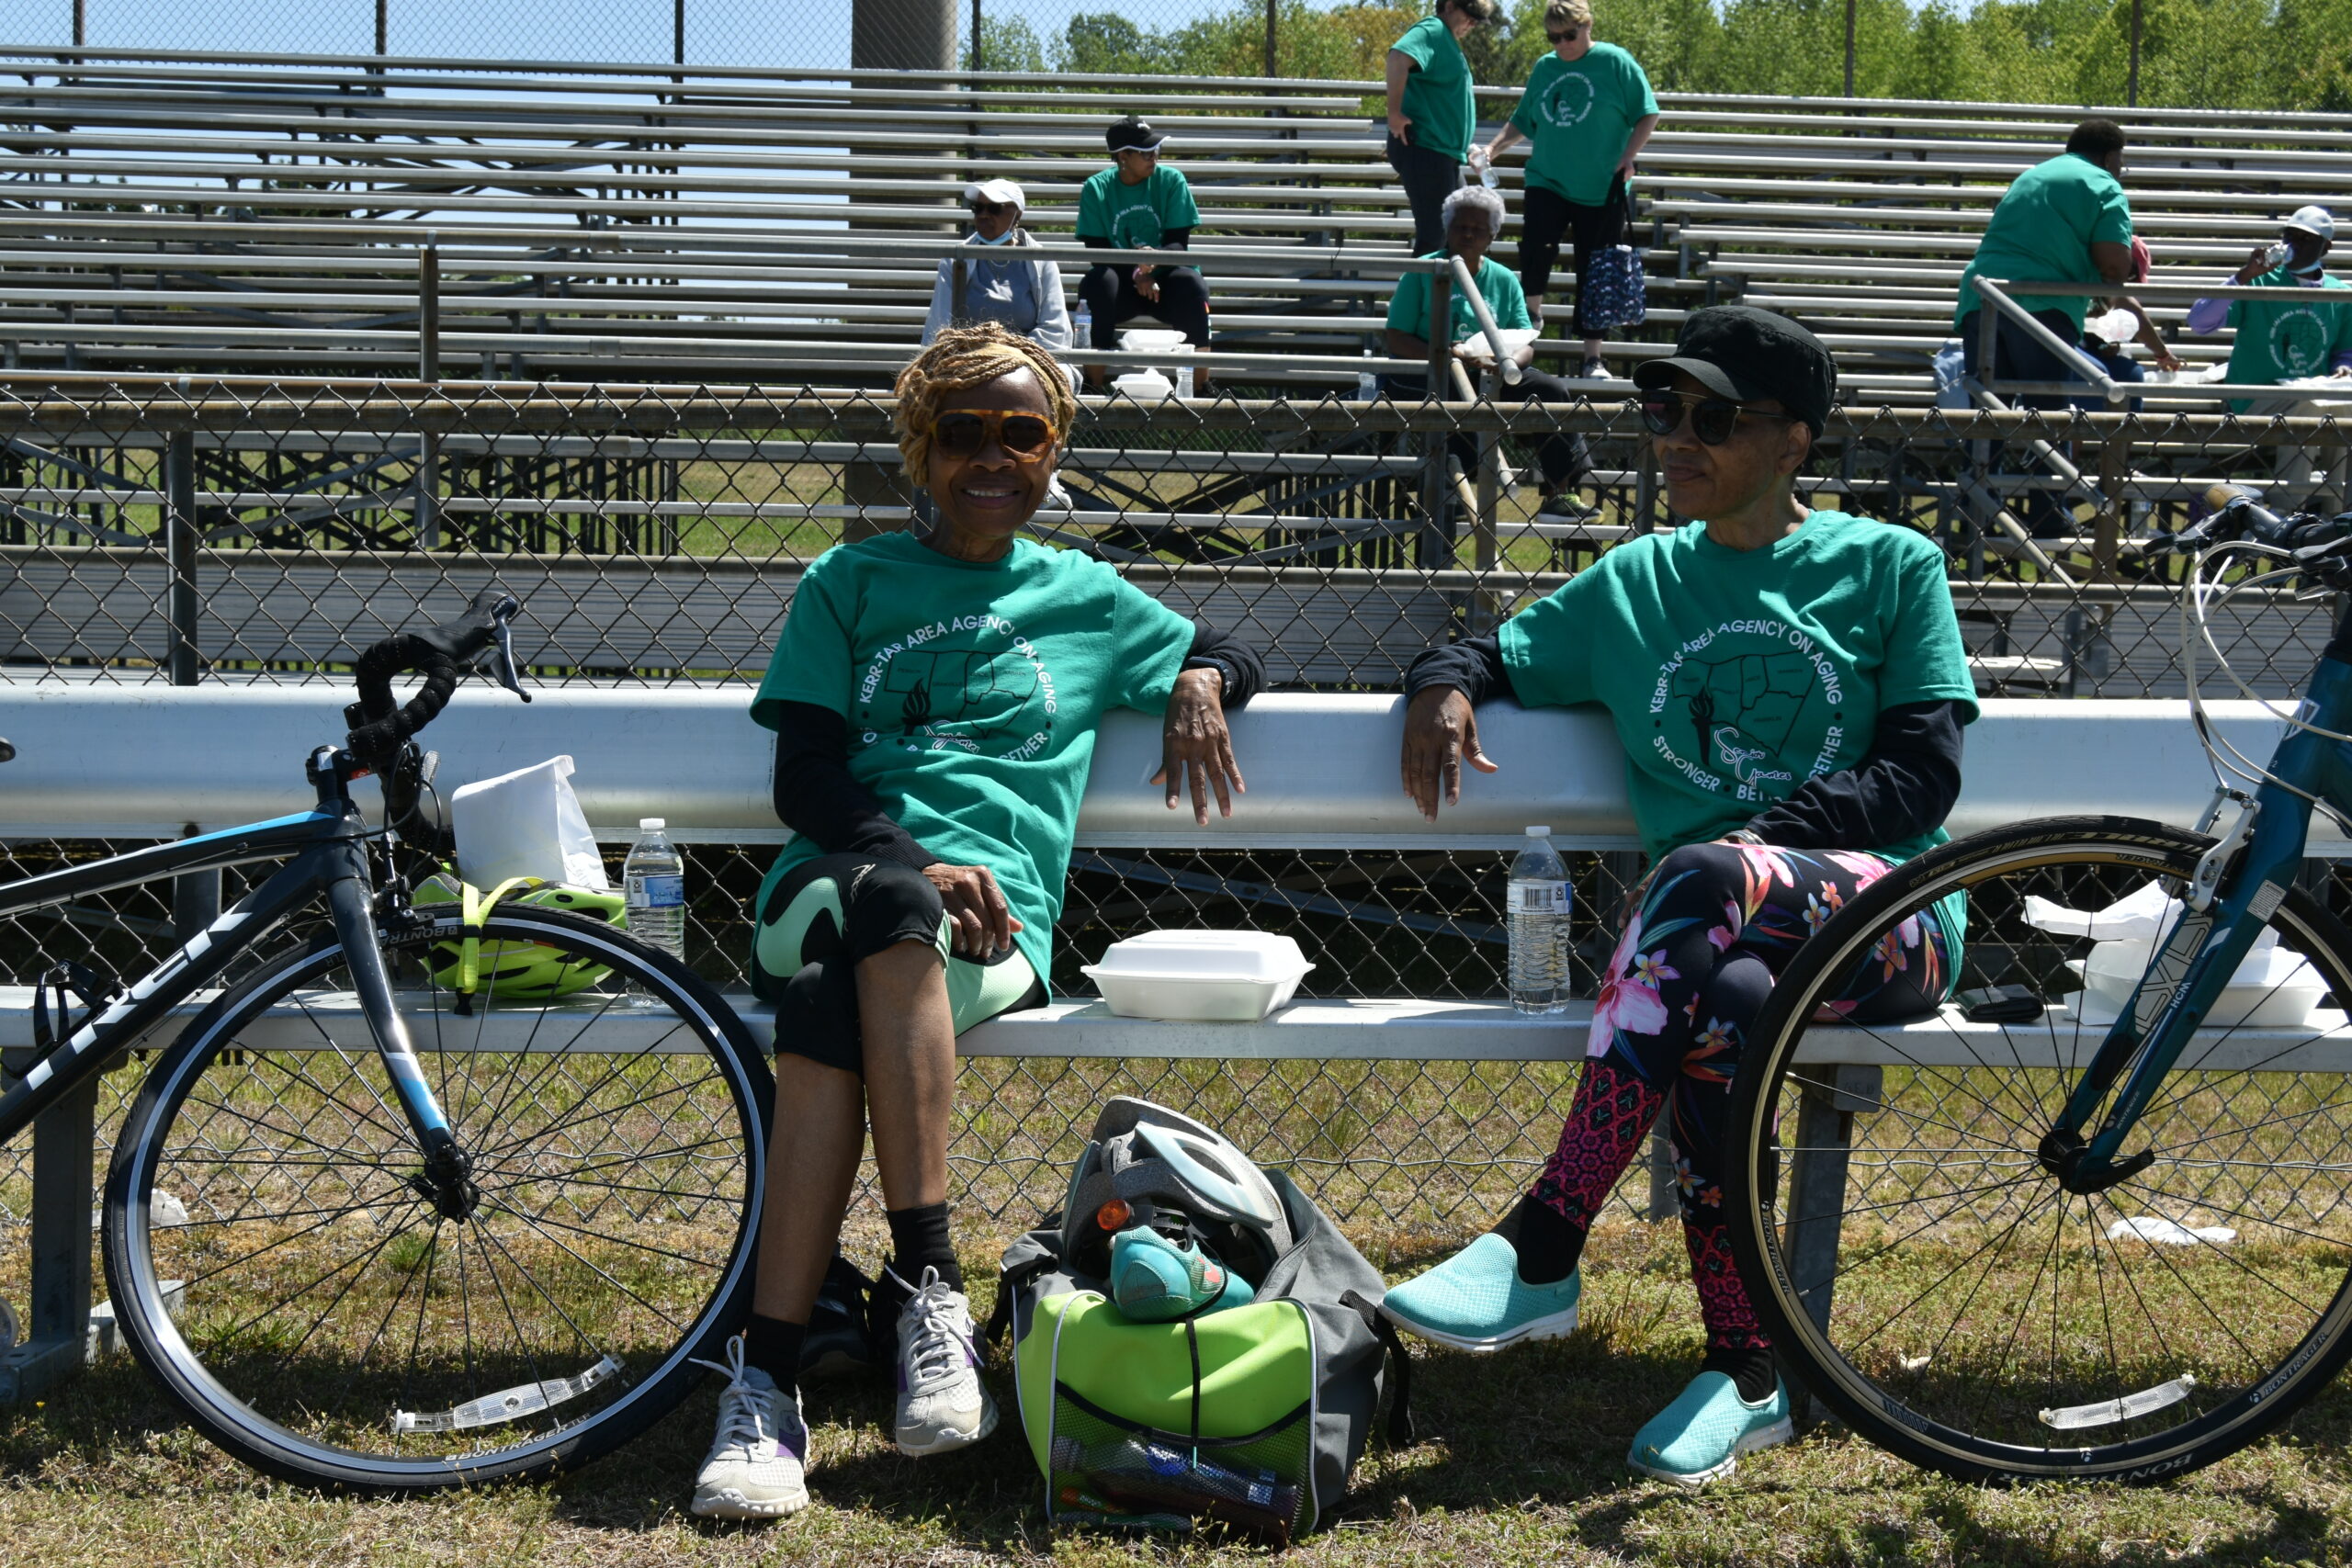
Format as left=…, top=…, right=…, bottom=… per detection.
left=1075, top=165, right=1201, bottom=251
left=1497, top=511, right=1981, bottom=863
left=1508, top=45, right=1658, bottom=207
left=750, top=531, right=1195, bottom=984
left=1386, top=251, right=1533, bottom=344
left=2224, top=267, right=2352, bottom=409
left=1954, top=152, right=2132, bottom=333
left=1391, top=15, right=1475, bottom=163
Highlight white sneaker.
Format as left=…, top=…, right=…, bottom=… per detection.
left=889, top=1267, right=999, bottom=1456
left=689, top=1334, right=809, bottom=1520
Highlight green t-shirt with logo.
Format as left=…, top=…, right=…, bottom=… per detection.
left=2224, top=267, right=2352, bottom=410
left=1076, top=165, right=1202, bottom=251
left=1498, top=511, right=1980, bottom=863
left=1386, top=251, right=1533, bottom=344
left=1954, top=152, right=2132, bottom=333
left=751, top=531, right=1195, bottom=984
left=1508, top=44, right=1658, bottom=207
left=1391, top=15, right=1475, bottom=163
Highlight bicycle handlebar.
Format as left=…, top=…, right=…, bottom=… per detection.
left=343, top=588, right=526, bottom=773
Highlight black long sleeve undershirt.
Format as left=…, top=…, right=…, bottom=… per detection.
left=771, top=619, right=1262, bottom=863
left=1403, top=634, right=1968, bottom=853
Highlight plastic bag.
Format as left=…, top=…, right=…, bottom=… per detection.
left=450, top=755, right=609, bottom=891
left=1579, top=244, right=1646, bottom=331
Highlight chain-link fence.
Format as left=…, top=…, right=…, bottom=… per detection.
left=3, top=378, right=2349, bottom=1254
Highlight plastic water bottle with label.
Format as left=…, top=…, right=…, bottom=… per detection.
left=1508, top=825, right=1571, bottom=1015
left=623, top=818, right=685, bottom=1002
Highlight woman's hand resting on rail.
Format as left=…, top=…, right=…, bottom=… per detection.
left=1152, top=665, right=1247, bottom=827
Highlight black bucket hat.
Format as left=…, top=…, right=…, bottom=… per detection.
left=1634, top=305, right=1837, bottom=434
left=1106, top=115, right=1168, bottom=154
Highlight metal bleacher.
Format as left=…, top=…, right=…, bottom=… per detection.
left=3, top=50, right=2347, bottom=400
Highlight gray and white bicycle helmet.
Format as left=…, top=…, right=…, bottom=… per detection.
left=1061, top=1097, right=1292, bottom=1283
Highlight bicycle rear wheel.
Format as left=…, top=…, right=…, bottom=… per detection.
left=1726, top=817, right=2352, bottom=1483
left=102, top=906, right=771, bottom=1491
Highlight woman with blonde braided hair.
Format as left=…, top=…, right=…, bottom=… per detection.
left=690, top=321, right=1264, bottom=1521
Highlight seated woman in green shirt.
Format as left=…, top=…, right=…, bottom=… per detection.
left=1385, top=307, right=1979, bottom=1488
left=689, top=322, right=1263, bottom=1523
left=1383, top=185, right=1596, bottom=522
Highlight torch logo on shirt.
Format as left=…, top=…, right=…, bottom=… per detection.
left=1648, top=619, right=1846, bottom=804
left=854, top=614, right=1059, bottom=761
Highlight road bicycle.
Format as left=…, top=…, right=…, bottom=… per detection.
left=0, top=592, right=770, bottom=1490
left=1726, top=487, right=2352, bottom=1483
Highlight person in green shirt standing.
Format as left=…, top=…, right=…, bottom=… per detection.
left=1479, top=0, right=1657, bottom=379
left=2187, top=206, right=2352, bottom=502
left=687, top=322, right=1262, bottom=1522
left=1382, top=185, right=1596, bottom=520
left=1383, top=307, right=1978, bottom=1488
left=1076, top=115, right=1210, bottom=394
left=1386, top=0, right=1498, bottom=255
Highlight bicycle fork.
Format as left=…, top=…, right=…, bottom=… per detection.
left=2041, top=657, right=2352, bottom=1191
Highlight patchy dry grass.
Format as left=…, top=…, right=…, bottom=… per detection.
left=6, top=1217, right=2351, bottom=1568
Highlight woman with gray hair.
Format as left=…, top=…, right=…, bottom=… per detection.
left=1382, top=184, right=1597, bottom=523
left=922, top=178, right=1072, bottom=361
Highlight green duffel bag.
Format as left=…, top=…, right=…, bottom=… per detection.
left=989, top=1098, right=1412, bottom=1543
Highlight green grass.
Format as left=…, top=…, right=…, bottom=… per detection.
left=7, top=1216, right=2352, bottom=1567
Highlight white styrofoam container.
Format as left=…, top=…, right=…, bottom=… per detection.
left=2063, top=938, right=2328, bottom=1029
left=1080, top=931, right=1316, bottom=1021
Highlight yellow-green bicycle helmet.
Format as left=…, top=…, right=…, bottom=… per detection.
left=415, top=874, right=628, bottom=1000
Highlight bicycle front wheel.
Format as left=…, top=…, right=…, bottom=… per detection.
left=102, top=906, right=772, bottom=1491
left=1727, top=817, right=2352, bottom=1483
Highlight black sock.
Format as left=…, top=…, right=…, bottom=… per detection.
left=1493, top=1192, right=1586, bottom=1285
left=742, top=1314, right=806, bottom=1389
left=886, top=1201, right=963, bottom=1292
left=1701, top=1346, right=1780, bottom=1404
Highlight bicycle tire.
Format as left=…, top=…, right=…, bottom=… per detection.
left=102, top=905, right=772, bottom=1492
left=1725, top=815, right=2352, bottom=1484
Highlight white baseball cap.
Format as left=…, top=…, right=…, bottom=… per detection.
left=2285, top=204, right=2335, bottom=241
left=963, top=178, right=1026, bottom=210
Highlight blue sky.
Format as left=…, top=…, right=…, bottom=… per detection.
left=0, top=0, right=1272, bottom=70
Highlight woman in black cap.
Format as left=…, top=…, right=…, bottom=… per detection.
left=1075, top=115, right=1211, bottom=394
left=1385, top=306, right=1978, bottom=1488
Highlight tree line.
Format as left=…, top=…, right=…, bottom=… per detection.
left=972, top=0, right=2352, bottom=113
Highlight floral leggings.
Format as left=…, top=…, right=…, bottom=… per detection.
left=1532, top=840, right=1953, bottom=1349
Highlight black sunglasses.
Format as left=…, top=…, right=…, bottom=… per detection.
left=933, top=409, right=1058, bottom=460
left=1639, top=389, right=1797, bottom=446
left=1546, top=25, right=1586, bottom=39
left=971, top=200, right=1016, bottom=219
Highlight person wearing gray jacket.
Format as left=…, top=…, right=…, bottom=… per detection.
left=922, top=179, right=1073, bottom=360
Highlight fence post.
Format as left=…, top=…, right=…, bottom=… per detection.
left=72, top=0, right=84, bottom=47
left=2126, top=0, right=2143, bottom=107
left=675, top=0, right=685, bottom=63
left=1420, top=268, right=1453, bottom=566
left=375, top=0, right=386, bottom=56
left=417, top=237, right=441, bottom=548
left=971, top=0, right=982, bottom=68
left=1265, top=0, right=1277, bottom=78
left=1843, top=0, right=1856, bottom=97
left=164, top=431, right=199, bottom=687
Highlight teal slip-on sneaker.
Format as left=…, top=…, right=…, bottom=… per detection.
left=1627, top=1371, right=1794, bottom=1488
left=1378, top=1232, right=1581, bottom=1352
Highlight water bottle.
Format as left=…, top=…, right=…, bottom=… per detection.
left=2263, top=241, right=2292, bottom=271
left=1355, top=346, right=1379, bottom=403
left=1072, top=300, right=1092, bottom=350
left=623, top=818, right=685, bottom=998
left=1508, top=826, right=1571, bottom=1016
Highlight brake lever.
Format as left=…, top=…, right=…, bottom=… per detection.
left=489, top=599, right=531, bottom=704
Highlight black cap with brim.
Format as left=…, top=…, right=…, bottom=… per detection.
left=1633, top=305, right=1836, bottom=434
left=1107, top=116, right=1168, bottom=153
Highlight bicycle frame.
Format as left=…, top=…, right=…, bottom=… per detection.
left=0, top=746, right=462, bottom=1189
left=2041, top=625, right=2352, bottom=1190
